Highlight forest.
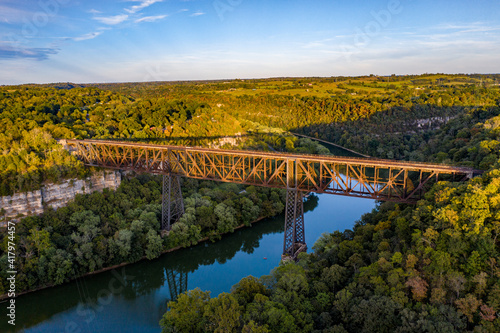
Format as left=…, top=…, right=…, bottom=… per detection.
left=0, top=83, right=332, bottom=195
left=1, top=74, right=499, bottom=332
left=2, top=74, right=499, bottom=195
left=0, top=81, right=328, bottom=293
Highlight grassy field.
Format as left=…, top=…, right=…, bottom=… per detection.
left=206, top=74, right=492, bottom=99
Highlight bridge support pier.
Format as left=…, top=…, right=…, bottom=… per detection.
left=162, top=174, right=184, bottom=231
left=282, top=189, right=307, bottom=261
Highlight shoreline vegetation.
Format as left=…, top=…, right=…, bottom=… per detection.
left=0, top=214, right=268, bottom=301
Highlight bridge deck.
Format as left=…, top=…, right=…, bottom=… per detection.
left=66, top=139, right=478, bottom=203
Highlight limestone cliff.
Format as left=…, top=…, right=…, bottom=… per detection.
left=0, top=170, right=121, bottom=224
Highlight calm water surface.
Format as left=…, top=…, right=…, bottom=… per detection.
left=3, top=193, right=375, bottom=333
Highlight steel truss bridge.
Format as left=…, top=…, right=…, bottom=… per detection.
left=65, top=139, right=478, bottom=259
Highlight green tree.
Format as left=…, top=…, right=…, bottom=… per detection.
left=204, top=293, right=241, bottom=333
left=27, top=227, right=52, bottom=256
left=350, top=296, right=402, bottom=333
left=214, top=203, right=238, bottom=233
left=231, top=276, right=268, bottom=306
left=145, top=229, right=163, bottom=260
left=160, top=288, right=210, bottom=333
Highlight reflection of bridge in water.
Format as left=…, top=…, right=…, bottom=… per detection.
left=165, top=268, right=187, bottom=302
left=65, top=139, right=479, bottom=259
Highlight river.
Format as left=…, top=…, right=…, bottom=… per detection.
left=3, top=192, right=375, bottom=333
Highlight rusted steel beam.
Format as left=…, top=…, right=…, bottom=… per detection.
left=66, top=139, right=477, bottom=173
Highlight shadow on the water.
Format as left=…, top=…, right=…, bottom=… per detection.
left=5, top=195, right=319, bottom=332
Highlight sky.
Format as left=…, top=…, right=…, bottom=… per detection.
left=0, top=0, right=499, bottom=84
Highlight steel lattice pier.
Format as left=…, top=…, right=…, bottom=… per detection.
left=162, top=174, right=185, bottom=231
left=283, top=190, right=306, bottom=259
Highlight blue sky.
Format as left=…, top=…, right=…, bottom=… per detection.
left=0, top=0, right=499, bottom=84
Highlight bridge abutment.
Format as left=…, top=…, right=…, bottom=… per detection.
left=161, top=174, right=185, bottom=231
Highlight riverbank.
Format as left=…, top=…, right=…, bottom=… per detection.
left=0, top=216, right=267, bottom=301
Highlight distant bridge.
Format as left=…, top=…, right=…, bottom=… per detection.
left=65, top=139, right=478, bottom=259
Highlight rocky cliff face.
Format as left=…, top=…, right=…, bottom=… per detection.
left=0, top=170, right=121, bottom=224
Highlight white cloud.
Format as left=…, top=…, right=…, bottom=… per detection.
left=190, top=12, right=205, bottom=17
left=434, top=22, right=487, bottom=30
left=135, top=15, right=167, bottom=23
left=88, top=9, right=101, bottom=14
left=301, top=38, right=336, bottom=49
left=125, top=0, right=163, bottom=14
left=418, top=22, right=500, bottom=38
left=93, top=14, right=129, bottom=25
left=0, top=43, right=58, bottom=60
left=73, top=32, right=103, bottom=41
left=0, top=5, right=33, bottom=24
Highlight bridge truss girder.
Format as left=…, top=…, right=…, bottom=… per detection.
left=68, top=139, right=474, bottom=204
